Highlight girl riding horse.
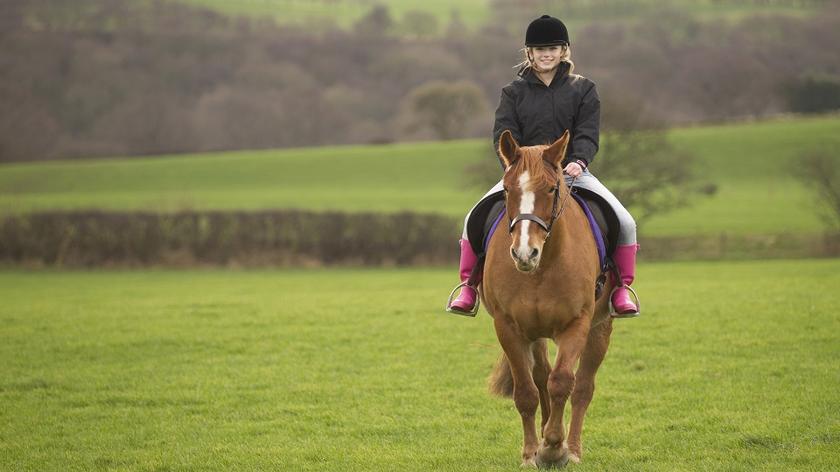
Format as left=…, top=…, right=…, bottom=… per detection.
left=446, top=14, right=640, bottom=317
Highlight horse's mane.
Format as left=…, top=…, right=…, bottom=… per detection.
left=512, top=145, right=558, bottom=189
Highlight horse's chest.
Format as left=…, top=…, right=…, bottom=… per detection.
left=513, top=290, right=577, bottom=320
left=489, top=278, right=583, bottom=328
left=482, top=242, right=597, bottom=336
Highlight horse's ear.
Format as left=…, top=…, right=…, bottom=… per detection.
left=544, top=130, right=570, bottom=169
left=498, top=130, right=520, bottom=168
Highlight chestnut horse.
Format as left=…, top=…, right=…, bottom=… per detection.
left=483, top=130, right=614, bottom=468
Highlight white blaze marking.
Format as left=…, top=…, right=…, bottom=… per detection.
left=518, top=171, right=534, bottom=259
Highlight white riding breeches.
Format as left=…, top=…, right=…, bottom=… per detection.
left=461, top=170, right=637, bottom=246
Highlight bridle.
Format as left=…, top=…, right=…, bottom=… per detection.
left=508, top=176, right=577, bottom=240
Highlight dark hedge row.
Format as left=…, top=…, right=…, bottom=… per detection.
left=1, top=211, right=837, bottom=267
left=0, top=211, right=461, bottom=267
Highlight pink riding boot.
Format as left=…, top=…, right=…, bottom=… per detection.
left=445, top=239, right=480, bottom=316
left=611, top=243, right=640, bottom=318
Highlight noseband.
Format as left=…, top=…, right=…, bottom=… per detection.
left=508, top=177, right=576, bottom=238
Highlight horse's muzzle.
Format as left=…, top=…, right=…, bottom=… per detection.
left=511, top=246, right=541, bottom=273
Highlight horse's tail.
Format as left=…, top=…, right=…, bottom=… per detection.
left=488, top=353, right=513, bottom=397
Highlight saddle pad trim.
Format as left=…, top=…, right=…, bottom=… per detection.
left=483, top=208, right=507, bottom=252
left=571, top=193, right=607, bottom=270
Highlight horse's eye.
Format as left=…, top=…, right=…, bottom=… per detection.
left=548, top=187, right=556, bottom=194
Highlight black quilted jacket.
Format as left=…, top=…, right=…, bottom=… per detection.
left=492, top=62, right=600, bottom=170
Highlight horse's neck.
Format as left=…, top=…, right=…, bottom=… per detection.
left=540, top=192, right=578, bottom=265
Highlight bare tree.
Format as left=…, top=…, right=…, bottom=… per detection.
left=796, top=150, right=840, bottom=229
left=401, top=10, right=438, bottom=38
left=353, top=4, right=394, bottom=37
left=590, top=130, right=714, bottom=230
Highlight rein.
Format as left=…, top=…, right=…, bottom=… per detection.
left=509, top=176, right=577, bottom=239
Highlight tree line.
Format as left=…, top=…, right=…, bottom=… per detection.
left=2, top=0, right=839, bottom=162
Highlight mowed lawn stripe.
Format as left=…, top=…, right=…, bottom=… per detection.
left=0, top=260, right=838, bottom=470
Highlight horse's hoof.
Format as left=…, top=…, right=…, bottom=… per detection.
left=520, top=457, right=537, bottom=468
left=567, top=443, right=582, bottom=464
left=536, top=441, right=570, bottom=469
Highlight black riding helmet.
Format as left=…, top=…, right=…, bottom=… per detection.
left=525, top=15, right=570, bottom=47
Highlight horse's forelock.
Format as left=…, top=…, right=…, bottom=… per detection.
left=511, top=146, right=557, bottom=189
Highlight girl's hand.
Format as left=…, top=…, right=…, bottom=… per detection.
left=563, top=162, right=583, bottom=177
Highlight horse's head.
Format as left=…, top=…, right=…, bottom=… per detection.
left=498, top=130, right=570, bottom=273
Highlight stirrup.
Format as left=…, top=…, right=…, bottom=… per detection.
left=445, top=282, right=480, bottom=317
left=609, top=284, right=641, bottom=319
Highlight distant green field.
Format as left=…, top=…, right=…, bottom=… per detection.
left=178, top=0, right=489, bottom=29
left=1, top=260, right=838, bottom=470
left=0, top=139, right=487, bottom=217
left=176, top=0, right=818, bottom=32
left=645, top=116, right=840, bottom=236
left=2, top=115, right=838, bottom=237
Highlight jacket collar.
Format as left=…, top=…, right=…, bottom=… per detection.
left=520, top=62, right=571, bottom=88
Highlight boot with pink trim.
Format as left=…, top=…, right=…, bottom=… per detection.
left=445, top=239, right=481, bottom=316
left=610, top=243, right=641, bottom=318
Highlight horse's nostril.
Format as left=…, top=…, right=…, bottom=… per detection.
left=530, top=248, right=539, bottom=259
left=510, top=247, right=517, bottom=259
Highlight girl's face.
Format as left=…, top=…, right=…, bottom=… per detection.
left=529, top=46, right=562, bottom=72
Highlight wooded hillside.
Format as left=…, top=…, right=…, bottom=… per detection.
left=2, top=0, right=839, bottom=162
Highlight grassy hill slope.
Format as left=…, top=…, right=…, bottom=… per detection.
left=178, top=0, right=488, bottom=29
left=646, top=116, right=840, bottom=235
left=1, top=115, right=838, bottom=237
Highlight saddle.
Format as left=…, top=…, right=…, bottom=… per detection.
left=465, top=187, right=620, bottom=295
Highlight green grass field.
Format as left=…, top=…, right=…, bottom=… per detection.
left=177, top=0, right=488, bottom=30
left=0, top=260, right=838, bottom=470
left=2, top=115, right=838, bottom=237
left=645, top=116, right=840, bottom=236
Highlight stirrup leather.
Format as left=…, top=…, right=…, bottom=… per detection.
left=609, top=284, right=641, bottom=319
left=445, top=282, right=480, bottom=317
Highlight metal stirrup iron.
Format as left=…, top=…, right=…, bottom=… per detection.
left=445, top=282, right=480, bottom=317
left=608, top=285, right=641, bottom=318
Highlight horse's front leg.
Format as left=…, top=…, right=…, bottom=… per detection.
left=494, top=317, right=540, bottom=468
left=531, top=339, right=552, bottom=433
left=537, top=314, right=591, bottom=468
left=567, top=318, right=613, bottom=463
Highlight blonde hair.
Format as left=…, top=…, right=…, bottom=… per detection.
left=515, top=45, right=575, bottom=76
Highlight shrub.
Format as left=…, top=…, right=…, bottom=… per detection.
left=785, top=74, right=840, bottom=114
